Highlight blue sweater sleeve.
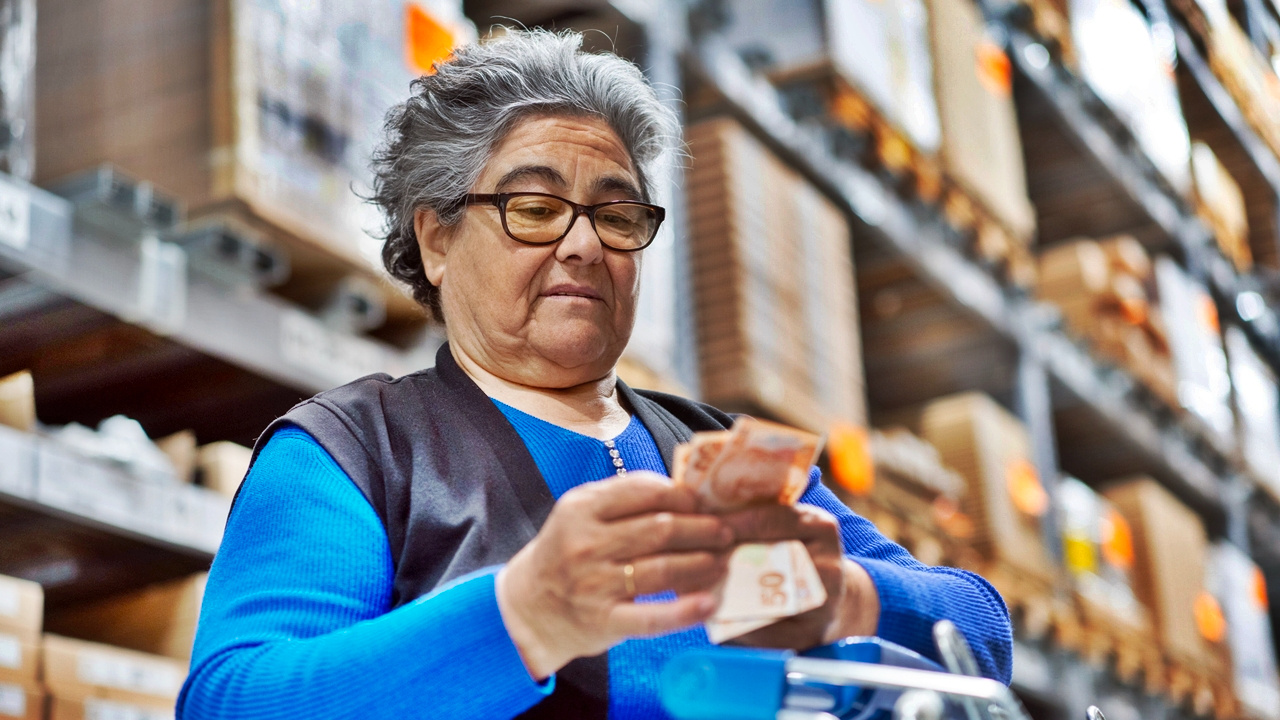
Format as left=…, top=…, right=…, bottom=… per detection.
left=178, top=426, right=552, bottom=719
left=798, top=468, right=1013, bottom=684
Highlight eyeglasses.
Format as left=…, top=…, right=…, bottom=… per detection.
left=462, top=192, right=665, bottom=252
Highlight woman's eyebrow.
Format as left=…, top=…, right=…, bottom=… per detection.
left=593, top=175, right=643, bottom=200
left=495, top=165, right=566, bottom=190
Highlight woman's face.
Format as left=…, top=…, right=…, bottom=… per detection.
left=417, top=115, right=645, bottom=388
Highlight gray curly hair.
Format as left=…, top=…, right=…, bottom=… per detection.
left=370, top=29, right=680, bottom=319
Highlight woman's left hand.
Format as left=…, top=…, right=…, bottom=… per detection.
left=719, top=503, right=880, bottom=649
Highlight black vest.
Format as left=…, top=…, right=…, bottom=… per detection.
left=247, top=344, right=734, bottom=718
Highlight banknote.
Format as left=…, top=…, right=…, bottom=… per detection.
left=704, top=541, right=827, bottom=643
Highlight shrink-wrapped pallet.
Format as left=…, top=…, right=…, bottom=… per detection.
left=1225, top=327, right=1280, bottom=500
left=686, top=117, right=865, bottom=432
left=1154, top=256, right=1235, bottom=445
left=1070, top=0, right=1192, bottom=195
left=1056, top=478, right=1148, bottom=634
left=1206, top=541, right=1280, bottom=720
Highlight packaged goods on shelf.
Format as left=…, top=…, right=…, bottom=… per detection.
left=925, top=0, right=1036, bottom=244
left=1190, top=142, right=1252, bottom=271
left=1069, top=0, right=1193, bottom=196
left=914, top=393, right=1053, bottom=584
left=0, top=371, right=33, bottom=433
left=0, top=0, right=33, bottom=181
left=35, top=0, right=474, bottom=314
left=1154, top=256, right=1235, bottom=445
left=1207, top=541, right=1280, bottom=720
left=1036, top=237, right=1179, bottom=409
left=49, top=416, right=182, bottom=486
left=1224, top=327, right=1280, bottom=499
left=47, top=696, right=174, bottom=720
left=45, top=574, right=206, bottom=663
left=686, top=117, right=866, bottom=432
left=1194, top=2, right=1280, bottom=165
left=196, top=441, right=253, bottom=498
left=0, top=574, right=42, bottom=642
left=1103, top=478, right=1217, bottom=667
left=42, top=635, right=185, bottom=707
left=829, top=425, right=968, bottom=565
left=0, top=683, right=39, bottom=720
left=1056, top=478, right=1148, bottom=634
left=155, top=431, right=198, bottom=486
left=718, top=0, right=939, bottom=154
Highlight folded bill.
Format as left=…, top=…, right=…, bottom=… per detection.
left=672, top=418, right=828, bottom=643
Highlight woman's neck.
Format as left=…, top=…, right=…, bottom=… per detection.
left=450, top=343, right=631, bottom=440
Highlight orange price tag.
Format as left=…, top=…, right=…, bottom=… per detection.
left=1197, top=293, right=1221, bottom=335
left=1254, top=567, right=1270, bottom=612
left=1006, top=458, right=1048, bottom=517
left=1100, top=508, right=1135, bottom=571
left=406, top=3, right=457, bottom=76
left=975, top=40, right=1013, bottom=97
left=932, top=497, right=975, bottom=540
left=1194, top=590, right=1226, bottom=643
left=828, top=422, right=875, bottom=497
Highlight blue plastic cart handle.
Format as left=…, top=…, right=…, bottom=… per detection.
left=659, top=646, right=793, bottom=720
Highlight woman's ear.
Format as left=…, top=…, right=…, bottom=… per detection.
left=414, top=207, right=450, bottom=286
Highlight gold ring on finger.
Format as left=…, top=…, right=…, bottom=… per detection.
left=623, top=562, right=637, bottom=597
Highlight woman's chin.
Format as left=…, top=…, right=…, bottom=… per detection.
left=528, top=324, right=623, bottom=376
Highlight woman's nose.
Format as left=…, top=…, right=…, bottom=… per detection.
left=555, top=212, right=606, bottom=264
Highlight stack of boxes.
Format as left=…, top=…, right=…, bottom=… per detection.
left=34, top=0, right=474, bottom=331
left=1036, top=237, right=1178, bottom=409
left=42, top=634, right=185, bottom=719
left=0, top=576, right=41, bottom=720
left=914, top=393, right=1055, bottom=600
left=686, top=116, right=866, bottom=433
left=1206, top=541, right=1280, bottom=720
left=1225, top=327, right=1280, bottom=501
left=1190, top=141, right=1252, bottom=271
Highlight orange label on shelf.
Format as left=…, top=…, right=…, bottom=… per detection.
left=932, top=497, right=975, bottom=540
left=1254, top=567, right=1270, bottom=612
left=1006, top=458, right=1048, bottom=517
left=1194, top=591, right=1227, bottom=643
left=975, top=40, right=1013, bottom=97
left=1197, top=293, right=1221, bottom=335
left=829, top=422, right=875, bottom=497
left=1099, top=508, right=1135, bottom=571
left=830, top=90, right=872, bottom=131
left=406, top=3, right=457, bottom=76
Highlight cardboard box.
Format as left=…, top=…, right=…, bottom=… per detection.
left=45, top=575, right=206, bottom=663
left=1103, top=478, right=1210, bottom=664
left=41, top=635, right=186, bottom=706
left=686, top=117, right=866, bottom=432
left=1190, top=142, right=1251, bottom=271
left=1206, top=541, right=1280, bottom=720
left=195, top=442, right=252, bottom=497
left=0, top=372, right=34, bottom=434
left=916, top=393, right=1053, bottom=581
left=0, top=633, right=36, bottom=686
left=926, top=0, right=1036, bottom=242
left=47, top=696, right=173, bottom=720
left=155, top=431, right=197, bottom=485
left=0, top=576, right=41, bottom=642
left=0, top=682, right=41, bottom=720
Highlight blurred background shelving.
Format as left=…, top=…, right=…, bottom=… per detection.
left=5, top=0, right=1280, bottom=718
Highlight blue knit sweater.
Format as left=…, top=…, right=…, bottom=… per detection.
left=178, top=404, right=1011, bottom=719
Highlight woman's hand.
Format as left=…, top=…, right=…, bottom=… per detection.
left=496, top=471, right=735, bottom=680
left=720, top=504, right=880, bottom=649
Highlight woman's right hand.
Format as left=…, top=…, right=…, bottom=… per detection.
left=495, top=471, right=734, bottom=680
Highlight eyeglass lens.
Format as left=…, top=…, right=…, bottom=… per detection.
left=503, top=195, right=658, bottom=249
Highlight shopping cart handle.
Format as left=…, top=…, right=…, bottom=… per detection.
left=659, top=646, right=794, bottom=720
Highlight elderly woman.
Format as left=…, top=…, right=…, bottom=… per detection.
left=179, top=30, right=1012, bottom=720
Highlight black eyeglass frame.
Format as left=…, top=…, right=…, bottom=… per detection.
left=462, top=192, right=666, bottom=252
